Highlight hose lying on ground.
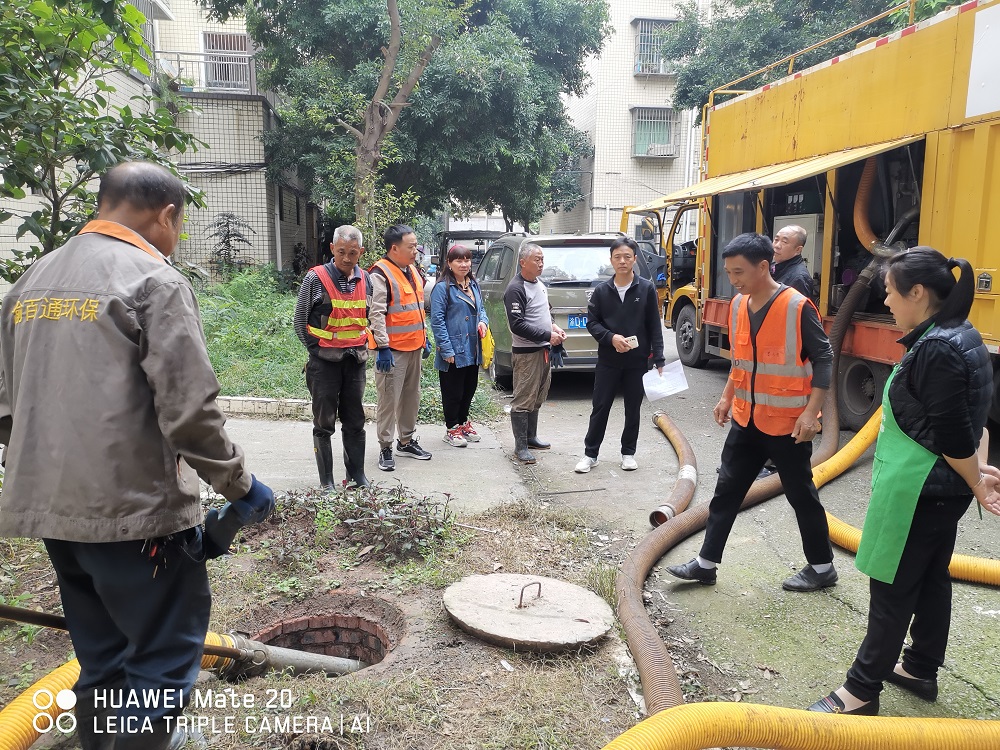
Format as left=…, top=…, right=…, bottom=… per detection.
left=0, top=608, right=367, bottom=748
left=601, top=702, right=1000, bottom=750
left=0, top=660, right=80, bottom=750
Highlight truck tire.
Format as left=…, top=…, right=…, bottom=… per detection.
left=675, top=304, right=708, bottom=368
left=837, top=356, right=891, bottom=431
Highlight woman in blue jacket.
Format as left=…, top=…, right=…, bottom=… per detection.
left=430, top=244, right=489, bottom=447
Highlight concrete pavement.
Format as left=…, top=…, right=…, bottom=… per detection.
left=225, top=415, right=529, bottom=515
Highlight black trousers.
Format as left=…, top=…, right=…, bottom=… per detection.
left=306, top=355, right=366, bottom=442
left=584, top=363, right=645, bottom=458
left=844, top=495, right=971, bottom=701
left=44, top=530, right=210, bottom=741
left=700, top=420, right=833, bottom=565
left=438, top=364, right=479, bottom=428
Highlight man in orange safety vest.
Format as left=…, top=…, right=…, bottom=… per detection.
left=294, top=224, right=372, bottom=488
left=368, top=224, right=433, bottom=471
left=668, top=233, right=837, bottom=592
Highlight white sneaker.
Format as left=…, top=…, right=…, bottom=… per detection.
left=574, top=456, right=599, bottom=473
left=621, top=454, right=638, bottom=471
left=443, top=427, right=467, bottom=447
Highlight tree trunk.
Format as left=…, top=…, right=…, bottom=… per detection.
left=338, top=0, right=440, bottom=224
left=353, top=101, right=390, bottom=222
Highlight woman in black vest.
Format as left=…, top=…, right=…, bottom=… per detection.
left=810, top=248, right=1000, bottom=715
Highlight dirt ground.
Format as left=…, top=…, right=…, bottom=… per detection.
left=0, top=483, right=750, bottom=750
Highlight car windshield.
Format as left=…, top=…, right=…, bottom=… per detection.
left=538, top=246, right=614, bottom=284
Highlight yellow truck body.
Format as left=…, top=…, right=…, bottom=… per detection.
left=626, top=0, right=1000, bottom=428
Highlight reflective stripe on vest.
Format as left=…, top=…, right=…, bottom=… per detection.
left=308, top=265, right=368, bottom=349
left=730, top=288, right=814, bottom=436
left=368, top=259, right=426, bottom=351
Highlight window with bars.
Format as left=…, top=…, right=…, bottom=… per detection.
left=632, top=108, right=680, bottom=158
left=634, top=19, right=675, bottom=76
left=130, top=0, right=156, bottom=74
left=204, top=32, right=251, bottom=91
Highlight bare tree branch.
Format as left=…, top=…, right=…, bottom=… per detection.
left=385, top=34, right=441, bottom=132
left=372, top=0, right=402, bottom=107
left=336, top=117, right=363, bottom=141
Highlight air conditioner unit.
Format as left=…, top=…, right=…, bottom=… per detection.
left=646, top=143, right=678, bottom=157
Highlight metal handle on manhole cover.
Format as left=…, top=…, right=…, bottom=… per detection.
left=517, top=581, right=542, bottom=608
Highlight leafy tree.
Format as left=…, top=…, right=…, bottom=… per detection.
left=203, top=0, right=609, bottom=232
left=0, top=0, right=202, bottom=281
left=659, top=0, right=931, bottom=113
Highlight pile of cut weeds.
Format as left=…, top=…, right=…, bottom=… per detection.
left=1, top=489, right=738, bottom=750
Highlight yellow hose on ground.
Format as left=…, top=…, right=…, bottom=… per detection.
left=601, top=702, right=1000, bottom=750
left=603, top=410, right=1000, bottom=750
left=0, top=632, right=239, bottom=750
left=0, top=659, right=79, bottom=750
left=813, top=407, right=1000, bottom=585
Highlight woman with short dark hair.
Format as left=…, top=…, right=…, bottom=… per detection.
left=430, top=244, right=490, bottom=447
left=809, top=247, right=1000, bottom=716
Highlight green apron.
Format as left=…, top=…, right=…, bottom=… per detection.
left=855, top=364, right=939, bottom=584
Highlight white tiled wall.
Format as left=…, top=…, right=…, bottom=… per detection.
left=540, top=0, right=708, bottom=239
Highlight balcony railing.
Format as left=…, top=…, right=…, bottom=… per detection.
left=156, top=50, right=257, bottom=95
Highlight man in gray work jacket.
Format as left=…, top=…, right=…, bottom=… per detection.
left=0, top=162, right=274, bottom=750
left=503, top=242, right=566, bottom=464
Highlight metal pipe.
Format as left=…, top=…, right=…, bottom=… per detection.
left=259, top=643, right=367, bottom=677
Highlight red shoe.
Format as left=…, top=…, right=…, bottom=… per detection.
left=460, top=420, right=481, bottom=442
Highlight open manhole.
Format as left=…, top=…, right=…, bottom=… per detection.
left=252, top=593, right=405, bottom=669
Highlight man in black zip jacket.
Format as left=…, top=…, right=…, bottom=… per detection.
left=575, top=237, right=665, bottom=473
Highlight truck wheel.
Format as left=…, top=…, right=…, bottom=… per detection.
left=837, top=356, right=891, bottom=431
left=675, top=305, right=708, bottom=368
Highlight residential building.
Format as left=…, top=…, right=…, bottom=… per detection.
left=156, top=0, right=313, bottom=274
left=0, top=0, right=312, bottom=285
left=539, top=0, right=708, bottom=244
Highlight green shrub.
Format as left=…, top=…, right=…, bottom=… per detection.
left=315, top=483, right=454, bottom=564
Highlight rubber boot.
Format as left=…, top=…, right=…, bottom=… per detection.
left=343, top=433, right=370, bottom=488
left=525, top=410, right=550, bottom=450
left=74, top=685, right=117, bottom=750
left=112, top=717, right=203, bottom=750
left=511, top=412, right=536, bottom=464
left=313, top=435, right=335, bottom=488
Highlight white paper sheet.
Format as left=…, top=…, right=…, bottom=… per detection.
left=642, top=360, right=689, bottom=401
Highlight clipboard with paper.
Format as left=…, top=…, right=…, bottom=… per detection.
left=642, top=360, right=688, bottom=401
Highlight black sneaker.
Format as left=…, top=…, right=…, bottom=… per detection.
left=396, top=438, right=432, bottom=460
left=378, top=446, right=395, bottom=472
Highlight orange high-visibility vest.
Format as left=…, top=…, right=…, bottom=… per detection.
left=368, top=258, right=426, bottom=352
left=730, top=287, right=814, bottom=436
left=306, top=265, right=369, bottom=348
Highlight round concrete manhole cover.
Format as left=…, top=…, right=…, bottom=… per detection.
left=442, top=573, right=614, bottom=652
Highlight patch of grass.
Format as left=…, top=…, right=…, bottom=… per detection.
left=197, top=266, right=308, bottom=399
left=197, top=267, right=503, bottom=422
left=586, top=561, right=618, bottom=610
